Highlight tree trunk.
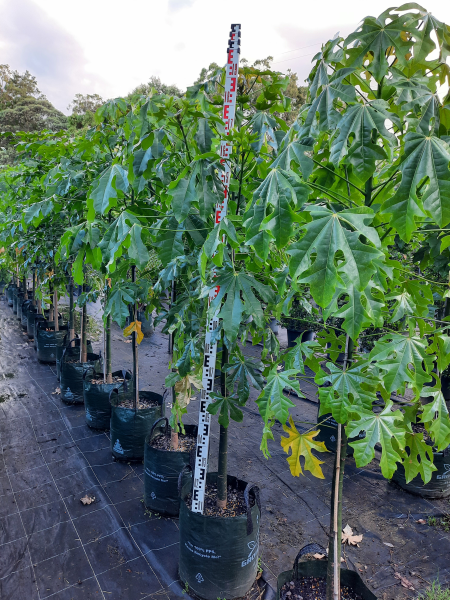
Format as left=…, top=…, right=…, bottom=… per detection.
left=37, top=277, right=42, bottom=314
left=23, top=276, right=28, bottom=300
left=131, top=266, right=139, bottom=410
left=170, top=280, right=178, bottom=449
left=80, top=284, right=87, bottom=363
left=16, top=265, right=19, bottom=288
left=69, top=278, right=75, bottom=347
left=54, top=289, right=59, bottom=332
left=326, top=337, right=353, bottom=600
left=217, top=340, right=229, bottom=509
left=106, top=312, right=112, bottom=384
left=32, top=272, right=36, bottom=306
left=48, top=280, right=54, bottom=321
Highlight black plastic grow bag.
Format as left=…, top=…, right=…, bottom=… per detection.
left=56, top=336, right=93, bottom=381
left=27, top=306, right=38, bottom=338
left=287, top=329, right=314, bottom=348
left=6, top=285, right=15, bottom=307
left=315, top=401, right=366, bottom=455
left=60, top=347, right=102, bottom=405
left=144, top=418, right=197, bottom=516
left=110, top=390, right=165, bottom=461
left=12, top=287, right=19, bottom=313
left=36, top=321, right=69, bottom=364
left=20, top=299, right=33, bottom=330
left=16, top=291, right=24, bottom=319
left=276, top=545, right=376, bottom=600
left=179, top=472, right=261, bottom=600
left=392, top=446, right=450, bottom=498
left=33, top=315, right=47, bottom=350
left=83, top=369, right=132, bottom=430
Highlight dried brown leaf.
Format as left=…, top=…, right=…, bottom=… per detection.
left=342, top=524, right=363, bottom=546
left=394, top=572, right=415, bottom=591
left=80, top=495, right=95, bottom=505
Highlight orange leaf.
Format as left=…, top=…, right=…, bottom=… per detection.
left=123, top=320, right=144, bottom=344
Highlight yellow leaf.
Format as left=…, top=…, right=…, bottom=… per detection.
left=280, top=417, right=328, bottom=479
left=123, top=320, right=144, bottom=344
left=106, top=278, right=111, bottom=288
left=174, top=374, right=202, bottom=408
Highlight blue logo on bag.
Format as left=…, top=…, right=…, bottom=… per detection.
left=113, top=439, right=124, bottom=454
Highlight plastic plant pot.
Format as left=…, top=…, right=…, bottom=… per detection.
left=178, top=472, right=261, bottom=600
left=83, top=369, right=132, bottom=430
left=6, top=285, right=16, bottom=307
left=21, top=299, right=34, bottom=330
left=60, top=346, right=102, bottom=405
left=12, top=287, right=19, bottom=314
left=276, top=545, right=377, bottom=600
left=56, top=336, right=93, bottom=381
left=36, top=321, right=69, bottom=364
left=144, top=418, right=198, bottom=516
left=287, top=329, right=314, bottom=348
left=392, top=446, right=450, bottom=499
left=16, top=291, right=24, bottom=319
left=27, top=306, right=38, bottom=338
left=110, top=390, right=165, bottom=461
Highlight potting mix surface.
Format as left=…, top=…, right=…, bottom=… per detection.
left=185, top=483, right=252, bottom=517
left=1, top=296, right=450, bottom=600
left=150, top=433, right=196, bottom=453
left=280, top=577, right=363, bottom=600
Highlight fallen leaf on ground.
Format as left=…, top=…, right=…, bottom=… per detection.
left=342, top=524, right=363, bottom=546
left=51, top=388, right=61, bottom=395
left=416, top=519, right=427, bottom=524
left=313, top=553, right=325, bottom=559
left=383, top=542, right=394, bottom=548
left=80, top=495, right=95, bottom=505
left=123, top=340, right=132, bottom=344
left=394, top=572, right=415, bottom=591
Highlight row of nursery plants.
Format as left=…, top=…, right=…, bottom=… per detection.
left=2, top=5, right=450, bottom=599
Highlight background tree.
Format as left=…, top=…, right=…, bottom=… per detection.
left=127, top=75, right=184, bottom=101
left=67, top=92, right=105, bottom=132
left=0, top=65, right=67, bottom=166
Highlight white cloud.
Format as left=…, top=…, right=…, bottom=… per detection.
left=1, top=0, right=450, bottom=113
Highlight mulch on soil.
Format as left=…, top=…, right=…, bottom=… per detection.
left=186, top=482, right=254, bottom=517
left=150, top=432, right=197, bottom=452
left=280, top=576, right=363, bottom=600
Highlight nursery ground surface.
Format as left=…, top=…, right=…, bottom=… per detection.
left=0, top=297, right=450, bottom=600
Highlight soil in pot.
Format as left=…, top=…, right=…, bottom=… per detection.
left=185, top=482, right=252, bottom=518
left=179, top=472, right=260, bottom=600
left=277, top=557, right=376, bottom=600
left=83, top=370, right=131, bottom=430
left=280, top=576, right=363, bottom=600
left=144, top=419, right=197, bottom=517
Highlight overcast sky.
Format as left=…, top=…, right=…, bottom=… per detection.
left=1, top=0, right=449, bottom=114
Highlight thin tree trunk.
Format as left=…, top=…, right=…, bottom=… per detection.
left=106, top=312, right=112, bottom=384
left=23, top=276, right=28, bottom=300
left=16, top=265, right=19, bottom=287
left=32, top=271, right=36, bottom=306
left=69, top=278, right=75, bottom=347
left=326, top=337, right=353, bottom=600
left=37, top=277, right=42, bottom=314
left=217, top=339, right=229, bottom=509
left=48, top=280, right=54, bottom=321
left=80, top=284, right=87, bottom=363
left=170, top=280, right=178, bottom=450
left=54, top=289, right=59, bottom=331
left=131, top=266, right=139, bottom=410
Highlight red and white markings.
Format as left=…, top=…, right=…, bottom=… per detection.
left=191, top=24, right=241, bottom=514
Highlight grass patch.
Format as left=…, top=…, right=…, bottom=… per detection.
left=428, top=515, right=450, bottom=532
left=59, top=307, right=101, bottom=342
left=418, top=581, right=450, bottom=600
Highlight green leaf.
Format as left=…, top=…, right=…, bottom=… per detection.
left=209, top=269, right=275, bottom=342
left=194, top=118, right=215, bottom=153
left=287, top=207, right=382, bottom=307
left=207, top=393, right=244, bottom=428
left=316, top=361, right=378, bottom=423
left=330, top=100, right=398, bottom=182
left=272, top=140, right=314, bottom=180
left=168, top=168, right=197, bottom=222
left=224, top=351, right=264, bottom=402
left=344, top=9, right=415, bottom=82
left=381, top=133, right=450, bottom=240
left=90, top=164, right=129, bottom=215
left=420, top=388, right=450, bottom=451
left=346, top=401, right=406, bottom=478
left=399, top=432, right=436, bottom=485
left=256, top=367, right=300, bottom=423
left=105, top=286, right=134, bottom=327
left=126, top=224, right=149, bottom=269
left=369, top=333, right=432, bottom=395
left=154, top=217, right=185, bottom=266
left=133, top=148, right=153, bottom=176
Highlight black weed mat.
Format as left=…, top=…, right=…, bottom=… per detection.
left=1, top=297, right=450, bottom=600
